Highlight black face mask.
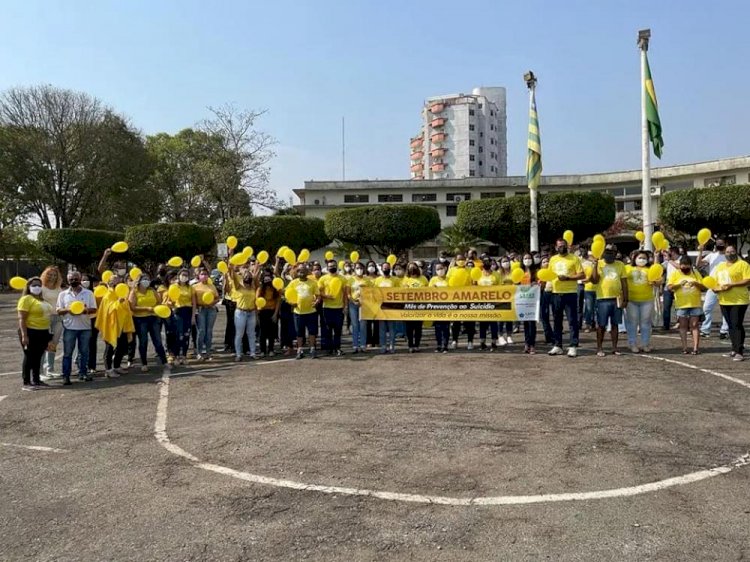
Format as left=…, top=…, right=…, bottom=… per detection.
left=680, top=266, right=691, bottom=273
left=328, top=267, right=337, bottom=274
left=726, top=253, right=738, bottom=262
left=603, top=253, right=615, bottom=263
left=69, top=280, right=81, bottom=288
left=716, top=245, right=725, bottom=251
left=382, top=269, right=391, bottom=276
left=557, top=247, right=568, bottom=255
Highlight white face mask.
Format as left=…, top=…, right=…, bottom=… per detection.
left=355, top=268, right=364, bottom=276
left=140, top=279, right=151, bottom=288
left=81, top=281, right=90, bottom=288
left=533, top=256, right=541, bottom=265
left=523, top=258, right=533, bottom=266
left=367, top=266, right=376, bottom=274
left=116, top=269, right=127, bottom=277
left=30, top=286, right=43, bottom=295
left=179, top=275, right=189, bottom=283
left=635, top=258, right=648, bottom=266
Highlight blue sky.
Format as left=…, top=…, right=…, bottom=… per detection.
left=2, top=0, right=749, bottom=206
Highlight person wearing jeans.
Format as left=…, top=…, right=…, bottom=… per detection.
left=256, top=271, right=281, bottom=356
left=192, top=268, right=219, bottom=361
left=428, top=265, right=450, bottom=353
left=129, top=274, right=169, bottom=372
left=318, top=260, right=348, bottom=356
left=234, top=308, right=257, bottom=359
left=347, top=264, right=370, bottom=353
left=165, top=270, right=197, bottom=365
left=56, top=271, right=97, bottom=384
left=625, top=252, right=655, bottom=352
left=713, top=246, right=750, bottom=361
left=40, top=266, right=62, bottom=378
left=226, top=261, right=259, bottom=361
left=697, top=238, right=729, bottom=338
left=374, top=262, right=398, bottom=353
left=401, top=264, right=428, bottom=352
left=548, top=239, right=585, bottom=357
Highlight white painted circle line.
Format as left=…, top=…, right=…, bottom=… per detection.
left=153, top=357, right=750, bottom=506
left=0, top=442, right=67, bottom=453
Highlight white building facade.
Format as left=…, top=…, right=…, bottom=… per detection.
left=410, top=87, right=507, bottom=181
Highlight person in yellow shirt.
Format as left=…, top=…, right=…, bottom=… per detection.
left=447, top=256, right=475, bottom=350
left=96, top=275, right=136, bottom=378
left=318, top=260, right=348, bottom=356
left=256, top=269, right=281, bottom=357
left=667, top=255, right=707, bottom=355
left=193, top=266, right=220, bottom=361
left=496, top=256, right=514, bottom=346
left=713, top=245, right=750, bottom=361
left=163, top=269, right=197, bottom=365
left=374, top=261, right=399, bottom=353
left=548, top=238, right=586, bottom=357
left=624, top=251, right=657, bottom=353
left=17, top=277, right=54, bottom=390
left=401, top=263, right=427, bottom=352
left=428, top=262, right=450, bottom=352
left=581, top=252, right=598, bottom=333
left=288, top=265, right=320, bottom=359
left=477, top=259, right=501, bottom=351
left=590, top=244, right=628, bottom=357
left=128, top=273, right=169, bottom=373
left=347, top=262, right=371, bottom=353
left=226, top=262, right=259, bottom=361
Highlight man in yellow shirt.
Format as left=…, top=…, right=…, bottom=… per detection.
left=318, top=260, right=348, bottom=356
left=713, top=244, right=750, bottom=361
left=373, top=261, right=399, bottom=353
left=548, top=238, right=586, bottom=357
left=288, top=265, right=321, bottom=360
left=590, top=244, right=628, bottom=357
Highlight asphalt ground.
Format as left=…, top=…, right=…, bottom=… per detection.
left=1, top=294, right=749, bottom=561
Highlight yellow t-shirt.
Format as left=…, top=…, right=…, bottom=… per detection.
left=318, top=273, right=346, bottom=309
left=428, top=276, right=449, bottom=288
left=17, top=295, right=53, bottom=330
left=168, top=285, right=194, bottom=308
left=289, top=278, right=319, bottom=315
left=625, top=266, right=652, bottom=302
left=348, top=276, right=372, bottom=302
left=401, top=276, right=427, bottom=288
left=132, top=288, right=159, bottom=318
left=477, top=272, right=501, bottom=286
left=668, top=270, right=703, bottom=309
left=583, top=263, right=595, bottom=292
left=193, top=282, right=218, bottom=307
left=713, top=260, right=750, bottom=306
left=548, top=254, right=583, bottom=294
left=228, top=275, right=257, bottom=311
left=373, top=276, right=400, bottom=288
left=594, top=261, right=627, bottom=300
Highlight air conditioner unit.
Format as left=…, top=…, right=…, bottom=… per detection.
left=314, top=199, right=320, bottom=205
left=453, top=195, right=463, bottom=202
left=649, top=186, right=662, bottom=196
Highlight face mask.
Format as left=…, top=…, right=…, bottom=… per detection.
left=533, top=256, right=541, bottom=265
left=81, top=280, right=90, bottom=288
left=355, top=268, right=364, bottom=276
left=328, top=267, right=337, bottom=274
left=716, top=244, right=725, bottom=251
left=263, top=277, right=272, bottom=284
left=179, top=275, right=189, bottom=283
left=523, top=258, right=533, bottom=266
left=344, top=266, right=352, bottom=273
left=603, top=253, right=615, bottom=263
left=501, top=261, right=510, bottom=269
left=557, top=247, right=568, bottom=255
left=140, top=279, right=150, bottom=288
left=298, top=273, right=307, bottom=280
left=367, top=266, right=376, bottom=274
left=117, top=269, right=127, bottom=277
left=30, top=286, right=42, bottom=295
left=456, top=260, right=465, bottom=268
left=635, top=258, right=648, bottom=266
left=382, top=269, right=391, bottom=276
left=726, top=253, right=738, bottom=262
left=394, top=269, right=404, bottom=277
left=69, top=280, right=80, bottom=288
left=680, top=266, right=691, bottom=273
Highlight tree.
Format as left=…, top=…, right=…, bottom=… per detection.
left=37, top=228, right=122, bottom=272
left=439, top=225, right=483, bottom=255
left=200, top=104, right=280, bottom=211
left=124, top=223, right=217, bottom=272
left=0, top=85, right=153, bottom=229
left=457, top=191, right=616, bottom=250
left=220, top=216, right=331, bottom=256
left=659, top=184, right=750, bottom=248
left=325, top=205, right=441, bottom=256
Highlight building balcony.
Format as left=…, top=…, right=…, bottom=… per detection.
left=410, top=137, right=423, bottom=149
left=410, top=151, right=424, bottom=161
left=410, top=163, right=424, bottom=172
left=430, top=163, right=446, bottom=172
left=430, top=117, right=446, bottom=128
left=431, top=148, right=446, bottom=158
left=430, top=103, right=445, bottom=114
left=430, top=132, right=446, bottom=143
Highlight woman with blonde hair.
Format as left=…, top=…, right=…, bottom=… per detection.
left=40, top=266, right=63, bottom=379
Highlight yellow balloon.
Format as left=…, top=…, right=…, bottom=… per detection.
left=324, top=250, right=334, bottom=261
left=701, top=276, right=717, bottom=290
left=69, top=301, right=85, bottom=315
left=217, top=261, right=228, bottom=274
left=229, top=253, right=247, bottom=266
left=298, top=249, right=310, bottom=263
left=9, top=276, right=26, bottom=290
left=652, top=231, right=665, bottom=248
left=190, top=256, right=201, bottom=268
left=697, top=228, right=712, bottom=246
left=284, top=249, right=296, bottom=265
left=537, top=268, right=558, bottom=283
left=226, top=236, right=238, bottom=249
left=338, top=260, right=345, bottom=271
left=167, top=256, right=183, bottom=268
left=257, top=250, right=269, bottom=265
left=563, top=230, right=574, bottom=246
left=278, top=246, right=289, bottom=256
left=242, top=246, right=253, bottom=257
left=255, top=297, right=267, bottom=309
left=329, top=277, right=343, bottom=296
left=153, top=304, right=171, bottom=319
left=470, top=267, right=483, bottom=281
left=285, top=286, right=298, bottom=304
left=593, top=234, right=605, bottom=244
left=659, top=239, right=670, bottom=252
left=115, top=283, right=129, bottom=299
left=635, top=231, right=645, bottom=242
left=350, top=251, right=360, bottom=263
left=101, top=270, right=113, bottom=283
left=111, top=241, right=128, bottom=253
left=202, top=292, right=215, bottom=305
left=94, top=285, right=108, bottom=298
left=272, top=277, right=284, bottom=290
left=129, top=267, right=142, bottom=281
left=591, top=239, right=605, bottom=259
left=449, top=268, right=469, bottom=287
left=168, top=284, right=181, bottom=302
left=387, top=254, right=397, bottom=266
left=511, top=268, right=525, bottom=284
left=647, top=263, right=664, bottom=283
left=511, top=261, right=522, bottom=270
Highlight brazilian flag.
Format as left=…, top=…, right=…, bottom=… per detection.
left=645, top=54, right=664, bottom=158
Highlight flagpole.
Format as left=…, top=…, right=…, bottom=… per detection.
left=638, top=29, right=653, bottom=252
left=526, top=71, right=539, bottom=252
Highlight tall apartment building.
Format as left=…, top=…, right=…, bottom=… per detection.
left=410, top=86, right=507, bottom=181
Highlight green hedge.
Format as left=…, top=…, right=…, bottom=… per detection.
left=220, top=216, right=331, bottom=255
left=36, top=228, right=122, bottom=271
left=456, top=191, right=616, bottom=250
left=659, top=184, right=750, bottom=241
left=325, top=205, right=441, bottom=254
left=125, top=222, right=216, bottom=267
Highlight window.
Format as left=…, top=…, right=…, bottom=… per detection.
left=478, top=160, right=482, bottom=166
left=490, top=124, right=495, bottom=131
left=490, top=165, right=495, bottom=172
left=481, top=192, right=505, bottom=199
left=469, top=124, right=475, bottom=131
left=616, top=201, right=625, bottom=212
left=479, top=132, right=483, bottom=138
left=478, top=103, right=483, bottom=109
left=469, top=154, right=475, bottom=161
left=469, top=109, right=475, bottom=116
left=378, top=194, right=403, bottom=203
left=446, top=193, right=471, bottom=201
left=344, top=194, right=369, bottom=203
left=624, top=186, right=641, bottom=196
left=469, top=139, right=475, bottom=146
left=704, top=175, right=736, bottom=187
left=412, top=193, right=437, bottom=202
left=469, top=170, right=475, bottom=177
left=478, top=146, right=483, bottom=153
left=446, top=205, right=458, bottom=217
left=490, top=110, right=495, bottom=116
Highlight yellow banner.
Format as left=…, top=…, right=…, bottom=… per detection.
left=360, top=285, right=539, bottom=322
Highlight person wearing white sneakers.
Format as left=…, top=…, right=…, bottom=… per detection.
left=497, top=257, right=514, bottom=346
left=712, top=245, right=750, bottom=362
left=590, top=245, right=628, bottom=357
left=548, top=238, right=585, bottom=357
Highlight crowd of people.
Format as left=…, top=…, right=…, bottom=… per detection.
left=15, top=238, right=750, bottom=391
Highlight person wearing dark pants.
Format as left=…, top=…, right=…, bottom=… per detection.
left=404, top=321, right=423, bottom=352
left=257, top=271, right=281, bottom=357
left=401, top=264, right=428, bottom=352
left=720, top=304, right=748, bottom=360
left=540, top=286, right=554, bottom=344
left=548, top=239, right=585, bottom=357
left=451, top=321, right=476, bottom=350
left=479, top=322, right=498, bottom=351
left=104, top=333, right=130, bottom=374
left=434, top=322, right=450, bottom=352
left=279, top=299, right=296, bottom=354
left=319, top=261, right=347, bottom=356
left=714, top=246, right=750, bottom=361
left=88, top=318, right=99, bottom=373
left=17, top=277, right=54, bottom=390
left=662, top=288, right=674, bottom=330
left=222, top=292, right=237, bottom=352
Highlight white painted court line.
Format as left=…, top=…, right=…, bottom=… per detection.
left=0, top=442, right=67, bottom=453
left=0, top=395, right=6, bottom=403
left=153, top=357, right=750, bottom=507
left=639, top=354, right=750, bottom=390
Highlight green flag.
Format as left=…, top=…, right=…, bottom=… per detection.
left=526, top=89, right=542, bottom=190
left=644, top=54, right=664, bottom=158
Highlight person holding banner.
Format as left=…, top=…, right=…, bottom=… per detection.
left=401, top=263, right=427, bottom=352
left=449, top=258, right=476, bottom=350
left=374, top=261, right=399, bottom=353
left=428, top=263, right=450, bottom=353
left=667, top=255, right=706, bottom=355
left=496, top=257, right=515, bottom=346
left=590, top=245, right=628, bottom=357
left=318, top=260, right=348, bottom=356
left=477, top=259, right=500, bottom=351
left=520, top=253, right=538, bottom=354
left=548, top=239, right=585, bottom=357
left=347, top=263, right=371, bottom=353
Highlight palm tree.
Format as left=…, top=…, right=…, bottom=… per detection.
left=439, top=225, right=483, bottom=255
